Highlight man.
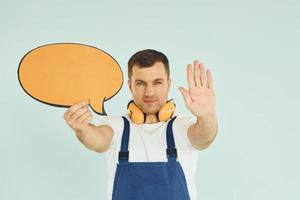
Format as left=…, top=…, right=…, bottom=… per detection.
left=63, top=49, right=218, bottom=200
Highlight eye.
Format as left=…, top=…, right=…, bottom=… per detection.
left=136, top=82, right=143, bottom=86
left=155, top=82, right=162, bottom=85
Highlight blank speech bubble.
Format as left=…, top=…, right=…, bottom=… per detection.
left=18, top=43, right=123, bottom=115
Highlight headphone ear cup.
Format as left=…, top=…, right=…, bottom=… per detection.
left=128, top=102, right=145, bottom=124
left=158, top=101, right=176, bottom=122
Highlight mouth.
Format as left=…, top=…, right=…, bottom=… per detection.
left=143, top=99, right=157, bottom=103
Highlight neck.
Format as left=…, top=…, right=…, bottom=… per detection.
left=145, top=113, right=159, bottom=124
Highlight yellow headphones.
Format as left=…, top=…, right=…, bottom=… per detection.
left=127, top=99, right=176, bottom=124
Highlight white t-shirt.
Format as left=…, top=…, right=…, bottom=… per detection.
left=96, top=114, right=200, bottom=200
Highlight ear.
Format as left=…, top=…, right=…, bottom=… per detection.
left=168, top=78, right=171, bottom=91
left=128, top=79, right=132, bottom=91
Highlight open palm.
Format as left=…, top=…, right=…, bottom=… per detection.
left=178, top=60, right=216, bottom=118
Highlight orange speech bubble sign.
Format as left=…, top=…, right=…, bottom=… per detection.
left=18, top=43, right=123, bottom=115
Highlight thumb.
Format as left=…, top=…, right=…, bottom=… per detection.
left=178, top=87, right=192, bottom=105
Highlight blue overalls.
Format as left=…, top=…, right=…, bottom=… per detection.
left=112, top=116, right=190, bottom=200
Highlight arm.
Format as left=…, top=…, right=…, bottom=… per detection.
left=75, top=124, right=114, bottom=153
left=179, top=60, right=218, bottom=150
left=188, top=116, right=218, bottom=150
left=64, top=100, right=114, bottom=153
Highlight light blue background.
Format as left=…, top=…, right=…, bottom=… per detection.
left=1, top=0, right=299, bottom=199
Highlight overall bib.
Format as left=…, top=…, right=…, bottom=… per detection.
left=112, top=116, right=190, bottom=200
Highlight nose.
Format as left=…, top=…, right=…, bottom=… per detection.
left=144, top=85, right=154, bottom=96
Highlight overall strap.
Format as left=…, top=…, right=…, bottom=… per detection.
left=118, top=116, right=178, bottom=163
left=118, top=116, right=130, bottom=163
left=166, top=116, right=178, bottom=162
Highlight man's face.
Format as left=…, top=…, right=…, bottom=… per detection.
left=128, top=62, right=171, bottom=114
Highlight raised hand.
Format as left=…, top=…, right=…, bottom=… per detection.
left=178, top=60, right=216, bottom=119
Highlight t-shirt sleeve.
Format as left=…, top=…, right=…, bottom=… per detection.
left=173, top=115, right=199, bottom=151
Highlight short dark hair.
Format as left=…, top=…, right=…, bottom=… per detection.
left=127, top=49, right=170, bottom=79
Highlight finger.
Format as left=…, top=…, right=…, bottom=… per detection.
left=80, top=114, right=93, bottom=127
left=187, top=64, right=195, bottom=88
left=67, top=107, right=89, bottom=127
left=64, top=101, right=88, bottom=121
left=206, top=69, right=214, bottom=89
left=71, top=107, right=89, bottom=121
left=78, top=110, right=92, bottom=124
left=178, top=87, right=192, bottom=105
left=68, top=100, right=88, bottom=116
left=199, top=63, right=207, bottom=87
left=193, top=60, right=201, bottom=87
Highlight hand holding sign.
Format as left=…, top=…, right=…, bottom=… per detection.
left=63, top=100, right=92, bottom=133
